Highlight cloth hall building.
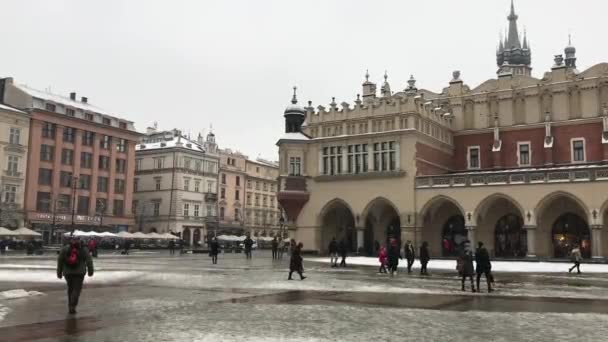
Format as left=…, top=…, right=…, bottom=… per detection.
left=277, top=3, right=608, bottom=259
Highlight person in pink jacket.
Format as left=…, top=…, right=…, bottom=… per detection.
left=378, top=246, right=388, bottom=273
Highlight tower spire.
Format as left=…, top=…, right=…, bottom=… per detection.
left=291, top=86, right=298, bottom=105
left=506, top=0, right=521, bottom=49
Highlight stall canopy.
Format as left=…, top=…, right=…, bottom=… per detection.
left=0, top=227, right=18, bottom=236
left=14, top=227, right=42, bottom=237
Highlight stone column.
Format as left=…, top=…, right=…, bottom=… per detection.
left=524, top=225, right=536, bottom=257
left=356, top=227, right=364, bottom=252
left=466, top=226, right=476, bottom=248
left=591, top=225, right=603, bottom=259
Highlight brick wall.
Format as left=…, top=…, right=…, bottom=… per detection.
left=452, top=122, right=604, bottom=171
left=415, top=143, right=453, bottom=175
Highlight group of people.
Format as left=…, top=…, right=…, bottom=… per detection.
left=377, top=239, right=430, bottom=276
left=327, top=237, right=348, bottom=268
left=457, top=241, right=494, bottom=293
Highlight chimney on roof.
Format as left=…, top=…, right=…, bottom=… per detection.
left=70, top=92, right=76, bottom=101
left=81, top=96, right=88, bottom=103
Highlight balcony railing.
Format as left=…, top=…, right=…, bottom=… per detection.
left=3, top=170, right=22, bottom=178
left=204, top=193, right=218, bottom=202
left=416, top=166, right=608, bottom=188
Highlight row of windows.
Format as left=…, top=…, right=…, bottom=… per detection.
left=43, top=103, right=128, bottom=129
left=466, top=138, right=587, bottom=169
left=39, top=145, right=127, bottom=172
left=133, top=200, right=216, bottom=217
left=245, top=194, right=276, bottom=208
left=243, top=209, right=279, bottom=226
left=245, top=179, right=275, bottom=192
left=321, top=141, right=397, bottom=175
left=134, top=177, right=215, bottom=193
left=136, top=157, right=218, bottom=174
left=36, top=192, right=123, bottom=216
left=41, top=122, right=128, bottom=152
left=218, top=207, right=241, bottom=221
left=38, top=169, right=126, bottom=193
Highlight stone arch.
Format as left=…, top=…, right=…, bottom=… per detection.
left=474, top=193, right=525, bottom=223
left=535, top=191, right=590, bottom=258
left=319, top=198, right=356, bottom=254
left=419, top=195, right=465, bottom=257
left=419, top=195, right=465, bottom=220
left=361, top=197, right=401, bottom=256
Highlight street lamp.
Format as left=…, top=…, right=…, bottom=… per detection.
left=70, top=176, right=79, bottom=233
left=96, top=199, right=106, bottom=230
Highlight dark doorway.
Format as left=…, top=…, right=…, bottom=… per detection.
left=552, top=213, right=590, bottom=258
left=495, top=214, right=526, bottom=257
left=441, top=215, right=466, bottom=257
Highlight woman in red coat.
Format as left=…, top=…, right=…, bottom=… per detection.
left=378, top=246, right=388, bottom=273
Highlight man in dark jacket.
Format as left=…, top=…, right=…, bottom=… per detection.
left=328, top=237, right=338, bottom=267
left=57, top=238, right=94, bottom=314
left=271, top=237, right=279, bottom=260
left=475, top=241, right=493, bottom=292
left=244, top=236, right=254, bottom=259
left=338, top=239, right=348, bottom=267
left=288, top=242, right=306, bottom=280
left=419, top=241, right=430, bottom=275
left=210, top=237, right=220, bottom=264
left=387, top=238, right=400, bottom=276
left=404, top=240, right=416, bottom=274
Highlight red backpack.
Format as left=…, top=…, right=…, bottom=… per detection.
left=66, top=243, right=80, bottom=267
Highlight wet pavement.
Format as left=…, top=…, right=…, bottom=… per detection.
left=0, top=251, right=608, bottom=341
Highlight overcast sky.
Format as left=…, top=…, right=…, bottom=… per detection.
left=1, top=0, right=606, bottom=160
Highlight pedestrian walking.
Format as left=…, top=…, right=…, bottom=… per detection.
left=404, top=240, right=415, bottom=274
left=0, top=239, right=6, bottom=255
left=419, top=241, right=430, bottom=275
left=378, top=245, right=388, bottom=273
left=123, top=239, right=131, bottom=255
left=569, top=244, right=583, bottom=274
left=88, top=239, right=98, bottom=258
left=244, top=235, right=254, bottom=259
left=475, top=241, right=493, bottom=292
left=338, top=239, right=348, bottom=267
left=271, top=237, right=279, bottom=260
left=288, top=242, right=306, bottom=280
left=387, top=238, right=400, bottom=276
left=328, top=237, right=339, bottom=267
left=168, top=239, right=175, bottom=255
left=210, top=237, right=220, bottom=264
left=56, top=237, right=94, bottom=314
left=460, top=242, right=476, bottom=292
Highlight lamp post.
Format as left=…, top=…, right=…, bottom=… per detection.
left=70, top=176, right=79, bottom=233
left=96, top=199, right=106, bottom=230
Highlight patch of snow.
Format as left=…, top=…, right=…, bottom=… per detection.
left=0, top=305, right=10, bottom=321
left=0, top=289, right=43, bottom=300
left=0, top=270, right=144, bottom=284
left=307, top=257, right=608, bottom=273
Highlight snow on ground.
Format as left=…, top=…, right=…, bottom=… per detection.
left=0, top=270, right=144, bottom=284
left=308, top=256, right=608, bottom=273
left=0, top=289, right=43, bottom=300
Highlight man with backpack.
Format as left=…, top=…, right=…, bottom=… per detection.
left=57, top=237, right=94, bottom=314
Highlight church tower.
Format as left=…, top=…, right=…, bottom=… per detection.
left=496, top=1, right=532, bottom=76
left=284, top=86, right=306, bottom=133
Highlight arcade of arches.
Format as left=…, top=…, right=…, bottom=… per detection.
left=418, top=193, right=604, bottom=259
left=319, top=198, right=400, bottom=256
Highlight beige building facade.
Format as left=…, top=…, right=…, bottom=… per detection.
left=0, top=103, right=30, bottom=228
left=277, top=3, right=608, bottom=259
left=134, top=127, right=219, bottom=245
left=218, top=149, right=247, bottom=234
left=244, top=159, right=281, bottom=238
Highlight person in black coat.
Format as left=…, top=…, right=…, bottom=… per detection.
left=387, top=238, right=400, bottom=276
left=243, top=236, right=254, bottom=259
left=288, top=242, right=306, bottom=280
left=419, top=241, right=430, bottom=275
left=168, top=240, right=175, bottom=255
left=475, top=241, right=493, bottom=292
left=328, top=237, right=339, bottom=267
left=210, top=237, right=220, bottom=264
left=271, top=237, right=279, bottom=260
left=460, top=243, right=476, bottom=292
left=404, top=240, right=416, bottom=274
left=338, top=239, right=348, bottom=267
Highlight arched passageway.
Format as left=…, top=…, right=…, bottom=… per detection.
left=494, top=214, right=525, bottom=257
left=552, top=213, right=590, bottom=258
left=193, top=228, right=201, bottom=247
left=182, top=228, right=191, bottom=246
left=441, top=215, right=466, bottom=257
left=475, top=195, right=525, bottom=257
left=363, top=198, right=400, bottom=256
left=537, top=192, right=589, bottom=258
left=420, top=196, right=464, bottom=257
left=320, top=199, right=356, bottom=254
